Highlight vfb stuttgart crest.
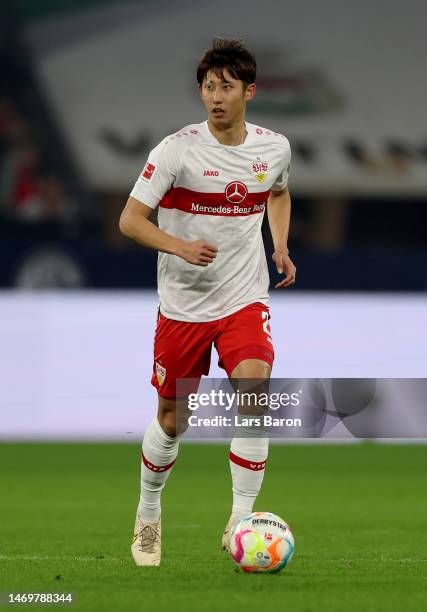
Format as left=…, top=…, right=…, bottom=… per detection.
left=155, top=361, right=166, bottom=386
left=251, top=160, right=269, bottom=183
left=225, top=181, right=248, bottom=204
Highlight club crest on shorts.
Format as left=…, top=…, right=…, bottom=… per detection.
left=251, top=159, right=269, bottom=183
left=155, top=361, right=166, bottom=386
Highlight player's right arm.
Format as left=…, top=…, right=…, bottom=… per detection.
left=119, top=197, right=217, bottom=266
left=119, top=136, right=217, bottom=266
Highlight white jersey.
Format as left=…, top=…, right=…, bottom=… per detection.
left=130, top=121, right=291, bottom=322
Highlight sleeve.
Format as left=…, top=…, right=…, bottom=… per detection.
left=130, top=138, right=179, bottom=209
left=271, top=139, right=291, bottom=192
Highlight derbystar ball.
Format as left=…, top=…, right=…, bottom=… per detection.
left=230, top=511, right=294, bottom=573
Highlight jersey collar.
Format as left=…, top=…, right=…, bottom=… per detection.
left=201, top=120, right=253, bottom=148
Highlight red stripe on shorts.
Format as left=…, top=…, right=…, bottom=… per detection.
left=141, top=451, right=176, bottom=473
left=229, top=451, right=267, bottom=471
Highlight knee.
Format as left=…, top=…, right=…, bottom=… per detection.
left=157, top=395, right=193, bottom=437
left=157, top=408, right=177, bottom=437
left=158, top=394, right=186, bottom=437
left=231, top=358, right=271, bottom=379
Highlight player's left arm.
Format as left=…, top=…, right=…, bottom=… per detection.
left=267, top=186, right=296, bottom=288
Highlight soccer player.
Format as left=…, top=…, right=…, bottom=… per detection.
left=119, top=38, right=296, bottom=566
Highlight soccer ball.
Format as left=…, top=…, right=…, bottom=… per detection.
left=230, top=511, right=294, bottom=573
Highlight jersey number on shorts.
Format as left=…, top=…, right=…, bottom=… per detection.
left=261, top=311, right=273, bottom=344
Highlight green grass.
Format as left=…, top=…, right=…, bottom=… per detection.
left=0, top=443, right=426, bottom=611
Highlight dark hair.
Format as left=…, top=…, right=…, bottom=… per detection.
left=196, top=38, right=256, bottom=87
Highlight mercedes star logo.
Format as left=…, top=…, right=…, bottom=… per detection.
left=225, top=181, right=248, bottom=204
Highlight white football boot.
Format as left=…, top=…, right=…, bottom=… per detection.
left=221, top=514, right=244, bottom=552
left=131, top=513, right=161, bottom=566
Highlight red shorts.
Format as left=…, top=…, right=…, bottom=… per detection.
left=151, top=302, right=274, bottom=399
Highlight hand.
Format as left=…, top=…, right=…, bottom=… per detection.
left=176, top=239, right=218, bottom=266
left=272, top=251, right=296, bottom=288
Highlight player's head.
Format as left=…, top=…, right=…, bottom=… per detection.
left=197, top=38, right=256, bottom=128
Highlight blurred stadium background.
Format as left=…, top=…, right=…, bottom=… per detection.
left=0, top=0, right=426, bottom=439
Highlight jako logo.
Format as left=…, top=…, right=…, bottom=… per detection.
left=203, top=170, right=219, bottom=176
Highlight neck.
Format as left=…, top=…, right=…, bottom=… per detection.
left=207, top=118, right=247, bottom=147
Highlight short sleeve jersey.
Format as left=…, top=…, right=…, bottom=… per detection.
left=130, top=121, right=291, bottom=322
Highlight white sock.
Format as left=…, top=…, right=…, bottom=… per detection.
left=137, top=417, right=180, bottom=522
left=229, top=435, right=269, bottom=519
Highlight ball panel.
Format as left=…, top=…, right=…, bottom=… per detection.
left=230, top=528, right=251, bottom=563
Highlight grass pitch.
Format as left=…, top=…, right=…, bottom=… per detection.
left=0, top=443, right=426, bottom=611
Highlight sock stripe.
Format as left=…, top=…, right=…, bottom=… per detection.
left=229, top=451, right=267, bottom=471
left=141, top=451, right=176, bottom=473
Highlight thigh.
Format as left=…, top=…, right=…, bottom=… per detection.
left=152, top=313, right=215, bottom=399
left=215, top=302, right=275, bottom=378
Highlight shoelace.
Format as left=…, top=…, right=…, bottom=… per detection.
left=138, top=525, right=159, bottom=553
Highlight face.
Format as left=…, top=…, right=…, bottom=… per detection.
left=199, top=68, right=255, bottom=128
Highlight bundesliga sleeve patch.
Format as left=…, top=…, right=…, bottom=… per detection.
left=141, top=162, right=156, bottom=181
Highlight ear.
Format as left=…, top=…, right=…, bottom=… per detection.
left=197, top=84, right=203, bottom=97
left=245, top=83, right=256, bottom=102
